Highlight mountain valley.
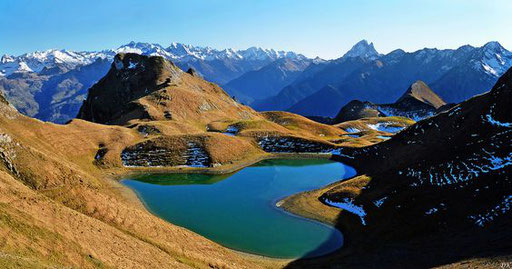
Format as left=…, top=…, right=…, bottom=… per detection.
left=0, top=42, right=510, bottom=268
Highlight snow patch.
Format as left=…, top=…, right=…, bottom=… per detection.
left=469, top=195, right=512, bottom=227
left=486, top=114, right=512, bottom=128
left=183, top=142, right=210, bottom=167
left=367, top=122, right=405, bottom=133
left=344, top=127, right=360, bottom=133
left=127, top=61, right=138, bottom=69
left=223, top=125, right=239, bottom=136
left=425, top=207, right=438, bottom=215
left=325, top=198, right=367, bottom=225
left=373, top=196, right=388, bottom=208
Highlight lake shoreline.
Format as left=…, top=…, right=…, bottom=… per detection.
left=112, top=153, right=355, bottom=264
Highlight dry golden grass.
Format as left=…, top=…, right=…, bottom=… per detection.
left=332, top=116, right=415, bottom=147
left=0, top=108, right=269, bottom=268
left=0, top=55, right=417, bottom=268
left=1, top=94, right=410, bottom=267
left=279, top=175, right=371, bottom=226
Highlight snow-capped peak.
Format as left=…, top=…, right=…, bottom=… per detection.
left=0, top=41, right=305, bottom=77
left=343, top=40, right=380, bottom=60
left=1, top=55, right=15, bottom=64
left=474, top=41, right=512, bottom=77
left=482, top=41, right=505, bottom=52
left=116, top=42, right=173, bottom=58
left=312, top=56, right=327, bottom=64
left=0, top=49, right=111, bottom=77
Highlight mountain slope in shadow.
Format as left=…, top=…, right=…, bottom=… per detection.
left=286, top=67, right=512, bottom=267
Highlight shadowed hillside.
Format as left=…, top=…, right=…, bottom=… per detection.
left=285, top=67, right=512, bottom=268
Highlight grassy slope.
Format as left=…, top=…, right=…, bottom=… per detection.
left=0, top=91, right=419, bottom=268
left=0, top=54, right=420, bottom=268
left=0, top=111, right=268, bottom=268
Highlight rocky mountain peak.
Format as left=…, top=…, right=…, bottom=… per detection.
left=343, top=40, right=380, bottom=60
left=77, top=53, right=183, bottom=124
left=473, top=41, right=512, bottom=77
left=1, top=54, right=14, bottom=63
left=77, top=52, right=260, bottom=125
left=482, top=41, right=505, bottom=52
left=396, top=80, right=446, bottom=109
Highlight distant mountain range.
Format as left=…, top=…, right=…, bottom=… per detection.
left=0, top=42, right=304, bottom=122
left=252, top=40, right=512, bottom=117
left=0, top=42, right=304, bottom=83
left=1, top=40, right=511, bottom=123
left=222, top=57, right=314, bottom=104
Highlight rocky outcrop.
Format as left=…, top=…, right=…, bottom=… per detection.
left=186, top=68, right=200, bottom=77
left=77, top=53, right=262, bottom=126
left=77, top=53, right=182, bottom=124
left=258, top=136, right=335, bottom=153
left=121, top=137, right=211, bottom=167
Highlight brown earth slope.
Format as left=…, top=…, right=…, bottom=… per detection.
left=0, top=53, right=409, bottom=268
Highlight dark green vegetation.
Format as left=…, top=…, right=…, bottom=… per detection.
left=122, top=159, right=356, bottom=258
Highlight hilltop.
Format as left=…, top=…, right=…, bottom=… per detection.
left=395, top=80, right=446, bottom=109
left=333, top=80, right=452, bottom=123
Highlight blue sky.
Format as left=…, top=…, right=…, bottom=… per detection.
left=1, top=0, right=511, bottom=59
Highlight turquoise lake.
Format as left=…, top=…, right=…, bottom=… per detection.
left=122, top=159, right=356, bottom=258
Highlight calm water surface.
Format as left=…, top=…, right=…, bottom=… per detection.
left=122, top=159, right=356, bottom=258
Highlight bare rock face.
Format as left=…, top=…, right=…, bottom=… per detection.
left=77, top=53, right=261, bottom=126
left=186, top=67, right=200, bottom=78
left=120, top=136, right=211, bottom=167
left=77, top=53, right=182, bottom=124
left=258, top=136, right=335, bottom=153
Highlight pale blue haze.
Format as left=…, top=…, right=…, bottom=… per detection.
left=1, top=0, right=510, bottom=59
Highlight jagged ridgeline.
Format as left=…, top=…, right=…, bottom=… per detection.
left=77, top=53, right=259, bottom=125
